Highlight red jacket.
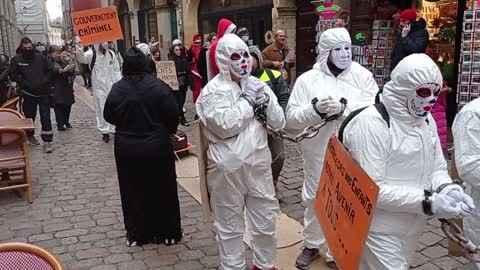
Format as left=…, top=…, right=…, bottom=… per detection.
left=209, top=18, right=236, bottom=77
left=431, top=90, right=447, bottom=150
left=189, top=43, right=202, bottom=77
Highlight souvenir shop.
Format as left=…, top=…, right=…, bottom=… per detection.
left=306, top=0, right=466, bottom=125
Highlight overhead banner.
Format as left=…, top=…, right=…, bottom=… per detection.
left=315, top=136, right=379, bottom=270
left=156, top=61, right=179, bottom=91
left=72, top=6, right=123, bottom=46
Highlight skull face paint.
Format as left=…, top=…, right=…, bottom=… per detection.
left=407, top=83, right=442, bottom=117
left=330, top=42, right=352, bottom=69
left=229, top=49, right=252, bottom=78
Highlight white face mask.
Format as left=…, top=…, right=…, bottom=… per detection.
left=330, top=42, right=352, bottom=69
left=407, top=83, right=442, bottom=118
left=241, top=36, right=249, bottom=42
left=229, top=49, right=252, bottom=78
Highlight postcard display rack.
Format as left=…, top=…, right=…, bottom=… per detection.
left=315, top=18, right=346, bottom=61
left=370, top=19, right=396, bottom=88
left=458, top=9, right=480, bottom=111
left=352, top=45, right=374, bottom=70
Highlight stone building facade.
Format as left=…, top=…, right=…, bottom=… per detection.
left=0, top=0, right=20, bottom=57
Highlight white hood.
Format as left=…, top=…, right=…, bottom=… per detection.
left=315, top=28, right=351, bottom=74
left=382, top=54, right=443, bottom=124
left=215, top=34, right=250, bottom=83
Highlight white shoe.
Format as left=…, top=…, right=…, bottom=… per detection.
left=43, top=142, right=53, bottom=153
left=183, top=107, right=186, bottom=113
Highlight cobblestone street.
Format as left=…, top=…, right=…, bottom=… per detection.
left=0, top=83, right=474, bottom=270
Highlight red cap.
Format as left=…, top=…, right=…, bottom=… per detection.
left=193, top=34, right=201, bottom=43
left=399, top=9, right=417, bottom=21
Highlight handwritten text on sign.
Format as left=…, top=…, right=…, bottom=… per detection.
left=72, top=6, right=123, bottom=46
left=315, top=136, right=379, bottom=270
left=156, top=61, right=179, bottom=91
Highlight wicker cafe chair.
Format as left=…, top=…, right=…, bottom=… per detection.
left=0, top=242, right=64, bottom=270
left=0, top=108, right=32, bottom=203
left=1, top=96, right=20, bottom=110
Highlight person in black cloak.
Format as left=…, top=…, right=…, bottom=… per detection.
left=104, top=47, right=182, bottom=247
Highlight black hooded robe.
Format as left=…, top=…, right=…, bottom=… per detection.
left=104, top=73, right=181, bottom=245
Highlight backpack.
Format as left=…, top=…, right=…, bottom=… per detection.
left=90, top=48, right=115, bottom=70
left=338, top=102, right=430, bottom=145
left=338, top=103, right=390, bottom=144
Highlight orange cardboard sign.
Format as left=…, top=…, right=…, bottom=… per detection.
left=315, top=135, right=379, bottom=270
left=72, top=6, right=123, bottom=46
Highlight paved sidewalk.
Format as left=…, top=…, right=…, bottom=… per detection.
left=0, top=82, right=474, bottom=270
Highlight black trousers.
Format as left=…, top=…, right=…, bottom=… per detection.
left=173, top=86, right=187, bottom=120
left=54, top=104, right=72, bottom=128
left=22, top=95, right=53, bottom=142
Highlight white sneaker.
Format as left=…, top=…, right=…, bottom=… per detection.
left=43, top=142, right=53, bottom=153
left=183, top=107, right=186, bottom=113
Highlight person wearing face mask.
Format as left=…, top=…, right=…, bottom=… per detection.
left=188, top=34, right=203, bottom=103
left=208, top=18, right=237, bottom=79
left=286, top=28, right=378, bottom=269
left=236, top=27, right=250, bottom=44
left=453, top=97, right=480, bottom=270
left=196, top=34, right=285, bottom=270
left=76, top=38, right=122, bottom=143
left=9, top=37, right=56, bottom=151
left=339, top=54, right=475, bottom=269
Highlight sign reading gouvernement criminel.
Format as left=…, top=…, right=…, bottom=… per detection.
left=315, top=135, right=379, bottom=270
left=72, top=6, right=123, bottom=46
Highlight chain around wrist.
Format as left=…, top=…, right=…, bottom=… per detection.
left=422, top=189, right=434, bottom=216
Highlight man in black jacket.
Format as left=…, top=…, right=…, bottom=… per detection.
left=9, top=37, right=55, bottom=153
left=249, top=45, right=290, bottom=198
left=391, top=9, right=429, bottom=71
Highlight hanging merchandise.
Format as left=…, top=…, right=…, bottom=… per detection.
left=370, top=19, right=396, bottom=87
left=457, top=9, right=480, bottom=112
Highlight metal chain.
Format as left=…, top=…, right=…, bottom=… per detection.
left=253, top=98, right=348, bottom=143
left=439, top=218, right=480, bottom=262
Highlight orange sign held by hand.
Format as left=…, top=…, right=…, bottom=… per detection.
left=72, top=6, right=123, bottom=46
left=315, top=135, right=379, bottom=270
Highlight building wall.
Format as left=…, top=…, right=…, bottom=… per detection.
left=15, top=0, right=49, bottom=43
left=0, top=0, right=21, bottom=57
left=48, top=26, right=63, bottom=45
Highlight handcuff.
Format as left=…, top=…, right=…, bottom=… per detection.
left=422, top=189, right=434, bottom=216
left=311, top=97, right=348, bottom=121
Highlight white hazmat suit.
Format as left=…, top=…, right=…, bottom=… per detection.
left=342, top=54, right=475, bottom=269
left=285, top=28, right=378, bottom=262
left=196, top=34, right=286, bottom=270
left=454, top=97, right=480, bottom=267
left=76, top=42, right=122, bottom=134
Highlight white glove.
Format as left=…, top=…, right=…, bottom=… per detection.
left=316, top=96, right=342, bottom=115
left=431, top=193, right=472, bottom=219
left=440, top=184, right=476, bottom=212
left=244, top=79, right=267, bottom=100
left=256, top=86, right=268, bottom=104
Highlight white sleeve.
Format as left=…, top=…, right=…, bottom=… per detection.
left=344, top=115, right=425, bottom=215
left=76, top=46, right=93, bottom=65
left=429, top=117, right=453, bottom=190
left=285, top=78, right=323, bottom=132
left=454, top=110, right=480, bottom=188
left=199, top=92, right=254, bottom=140
left=344, top=70, right=378, bottom=115
left=265, top=86, right=286, bottom=130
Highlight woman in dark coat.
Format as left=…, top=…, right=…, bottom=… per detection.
left=104, top=47, right=182, bottom=247
left=48, top=45, right=75, bottom=131
left=169, top=44, right=192, bottom=126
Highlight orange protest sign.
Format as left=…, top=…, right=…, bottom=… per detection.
left=72, top=6, right=123, bottom=46
left=315, top=135, right=379, bottom=270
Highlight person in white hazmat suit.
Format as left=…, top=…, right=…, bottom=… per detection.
left=76, top=39, right=122, bottom=143
left=341, top=54, right=476, bottom=269
left=286, top=28, right=378, bottom=269
left=453, top=97, right=480, bottom=268
left=196, top=34, right=285, bottom=270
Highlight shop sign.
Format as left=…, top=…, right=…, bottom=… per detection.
left=315, top=135, right=379, bottom=270
left=314, top=3, right=342, bottom=20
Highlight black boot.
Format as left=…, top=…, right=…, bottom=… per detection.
left=102, top=134, right=110, bottom=143
left=295, top=247, right=319, bottom=270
